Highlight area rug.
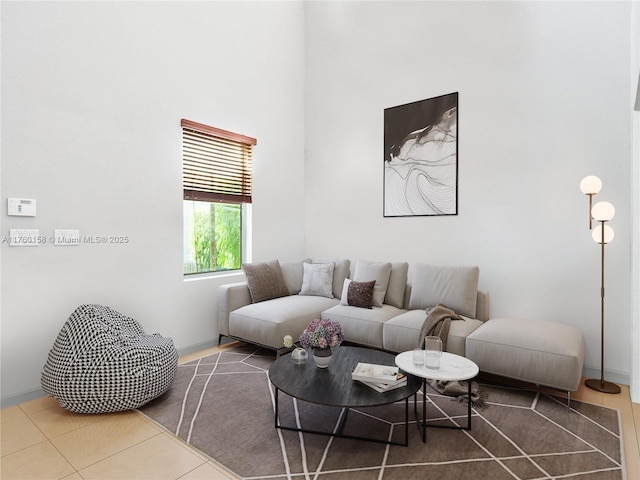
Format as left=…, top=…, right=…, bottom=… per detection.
left=138, top=344, right=626, bottom=480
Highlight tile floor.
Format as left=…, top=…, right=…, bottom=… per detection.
left=1, top=343, right=639, bottom=479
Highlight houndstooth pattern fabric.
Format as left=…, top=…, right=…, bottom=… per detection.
left=41, top=304, right=178, bottom=414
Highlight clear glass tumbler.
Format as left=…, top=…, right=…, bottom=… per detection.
left=425, top=336, right=442, bottom=369
left=412, top=348, right=425, bottom=367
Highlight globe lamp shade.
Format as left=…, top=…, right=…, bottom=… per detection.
left=580, top=176, right=602, bottom=195
left=591, top=201, right=615, bottom=222
left=592, top=224, right=615, bottom=244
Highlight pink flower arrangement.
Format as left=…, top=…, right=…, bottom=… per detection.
left=299, top=319, right=344, bottom=350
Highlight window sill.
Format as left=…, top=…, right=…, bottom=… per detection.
left=183, top=270, right=243, bottom=283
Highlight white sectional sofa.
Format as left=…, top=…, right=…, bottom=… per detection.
left=218, top=259, right=488, bottom=356
left=218, top=258, right=585, bottom=396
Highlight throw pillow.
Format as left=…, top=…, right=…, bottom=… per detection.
left=408, top=264, right=480, bottom=318
left=242, top=260, right=290, bottom=303
left=339, top=279, right=375, bottom=309
left=353, top=261, right=392, bottom=307
left=310, top=258, right=351, bottom=299
left=299, top=262, right=335, bottom=298
left=340, top=279, right=351, bottom=306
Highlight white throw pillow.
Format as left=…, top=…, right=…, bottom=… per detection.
left=299, top=262, right=335, bottom=298
left=310, top=258, right=351, bottom=299
left=408, top=264, right=480, bottom=318
left=353, top=261, right=392, bottom=307
left=340, top=278, right=351, bottom=306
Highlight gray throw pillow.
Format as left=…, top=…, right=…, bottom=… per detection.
left=242, top=260, right=290, bottom=303
left=311, top=258, right=351, bottom=299
left=299, top=262, right=335, bottom=298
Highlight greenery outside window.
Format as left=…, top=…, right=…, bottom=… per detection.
left=182, top=119, right=256, bottom=275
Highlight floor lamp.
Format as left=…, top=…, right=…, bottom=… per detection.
left=582, top=193, right=621, bottom=394
left=579, top=175, right=602, bottom=229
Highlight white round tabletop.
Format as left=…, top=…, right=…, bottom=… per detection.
left=395, top=351, right=479, bottom=382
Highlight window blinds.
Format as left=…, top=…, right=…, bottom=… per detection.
left=182, top=119, right=256, bottom=204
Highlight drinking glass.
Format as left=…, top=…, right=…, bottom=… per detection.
left=425, top=336, right=443, bottom=369
left=412, top=348, right=425, bottom=367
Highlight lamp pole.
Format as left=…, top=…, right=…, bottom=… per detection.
left=584, top=217, right=621, bottom=394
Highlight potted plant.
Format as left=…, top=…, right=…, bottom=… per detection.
left=298, top=319, right=344, bottom=368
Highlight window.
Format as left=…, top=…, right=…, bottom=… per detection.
left=182, top=119, right=256, bottom=275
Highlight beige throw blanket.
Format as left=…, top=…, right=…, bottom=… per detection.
left=416, top=304, right=486, bottom=408
left=416, top=304, right=462, bottom=351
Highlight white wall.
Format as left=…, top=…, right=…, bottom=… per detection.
left=0, top=1, right=306, bottom=402
left=2, top=1, right=635, bottom=404
left=304, top=2, right=633, bottom=384
left=631, top=1, right=640, bottom=403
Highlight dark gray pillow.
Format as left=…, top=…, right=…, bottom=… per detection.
left=242, top=260, right=289, bottom=303
left=347, top=280, right=376, bottom=309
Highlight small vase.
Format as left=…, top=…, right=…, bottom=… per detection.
left=312, top=348, right=332, bottom=368
left=291, top=347, right=307, bottom=365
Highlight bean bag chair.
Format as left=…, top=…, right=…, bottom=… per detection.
left=41, top=304, right=178, bottom=414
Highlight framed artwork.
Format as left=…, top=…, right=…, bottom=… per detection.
left=383, top=92, right=458, bottom=217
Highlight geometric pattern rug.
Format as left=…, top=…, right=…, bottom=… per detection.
left=138, top=344, right=626, bottom=480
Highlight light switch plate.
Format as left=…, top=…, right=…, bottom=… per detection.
left=54, top=229, right=80, bottom=246
left=9, top=229, right=40, bottom=247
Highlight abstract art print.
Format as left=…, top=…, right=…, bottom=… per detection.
left=384, top=92, right=458, bottom=217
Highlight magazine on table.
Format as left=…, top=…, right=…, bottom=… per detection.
left=351, top=362, right=406, bottom=385
left=358, top=377, right=408, bottom=393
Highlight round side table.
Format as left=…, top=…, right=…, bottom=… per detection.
left=395, top=351, right=479, bottom=443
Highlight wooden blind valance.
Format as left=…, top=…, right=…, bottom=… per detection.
left=182, top=119, right=255, bottom=204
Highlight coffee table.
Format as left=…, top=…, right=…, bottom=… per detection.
left=395, top=351, right=479, bottom=443
left=269, top=346, right=422, bottom=446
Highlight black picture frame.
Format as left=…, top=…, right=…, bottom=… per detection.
left=383, top=92, right=458, bottom=217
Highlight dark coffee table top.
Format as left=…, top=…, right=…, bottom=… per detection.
left=268, top=346, right=421, bottom=407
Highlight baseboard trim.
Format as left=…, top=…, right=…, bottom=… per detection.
left=176, top=339, right=220, bottom=356
left=582, top=366, right=630, bottom=388
left=1, top=388, right=46, bottom=409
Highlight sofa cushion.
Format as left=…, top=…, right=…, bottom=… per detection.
left=300, top=262, right=335, bottom=298
left=353, top=261, right=392, bottom=307
left=242, top=260, right=289, bottom=303
left=280, top=260, right=309, bottom=295
left=229, top=295, right=340, bottom=349
left=384, top=262, right=409, bottom=308
left=321, top=304, right=405, bottom=349
left=408, top=264, right=480, bottom=318
left=383, top=309, right=483, bottom=356
left=339, top=279, right=375, bottom=309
